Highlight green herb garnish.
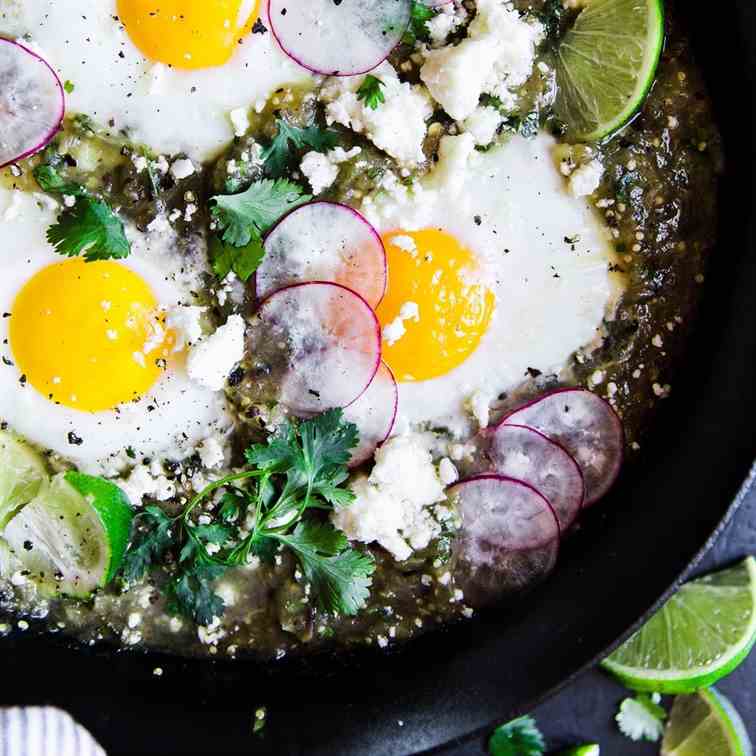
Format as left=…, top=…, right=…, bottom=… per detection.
left=210, top=178, right=311, bottom=248
left=261, top=117, right=339, bottom=178
left=120, top=410, right=374, bottom=625
left=356, top=75, right=386, bottom=110
left=63, top=80, right=75, bottom=94
left=616, top=694, right=666, bottom=742
left=33, top=162, right=131, bottom=262
left=489, top=716, right=545, bottom=756
left=404, top=1, right=436, bottom=45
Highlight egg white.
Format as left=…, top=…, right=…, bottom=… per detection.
left=1, top=0, right=310, bottom=161
left=0, top=186, right=230, bottom=474
left=363, top=133, right=623, bottom=437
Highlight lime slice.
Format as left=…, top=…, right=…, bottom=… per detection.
left=554, top=0, right=665, bottom=142
left=0, top=430, right=48, bottom=528
left=662, top=688, right=753, bottom=756
left=2, top=472, right=133, bottom=597
left=559, top=746, right=600, bottom=756
left=602, top=558, right=756, bottom=693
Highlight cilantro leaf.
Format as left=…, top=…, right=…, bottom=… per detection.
left=33, top=164, right=86, bottom=197
left=404, top=1, right=435, bottom=45
left=299, top=408, right=360, bottom=478
left=489, top=716, right=545, bottom=756
left=356, top=75, right=386, bottom=110
left=208, top=234, right=266, bottom=282
left=120, top=506, right=175, bottom=584
left=210, top=178, right=311, bottom=248
left=47, top=197, right=131, bottom=262
left=616, top=694, right=666, bottom=742
left=276, top=520, right=375, bottom=616
left=168, top=570, right=226, bottom=627
left=261, top=118, right=339, bottom=178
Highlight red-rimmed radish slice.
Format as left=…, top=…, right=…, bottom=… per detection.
left=249, top=282, right=381, bottom=415
left=449, top=474, right=560, bottom=607
left=486, top=424, right=584, bottom=531
left=0, top=39, right=65, bottom=169
left=501, top=388, right=624, bottom=506
left=259, top=201, right=387, bottom=309
left=344, top=362, right=398, bottom=468
left=267, top=0, right=412, bottom=76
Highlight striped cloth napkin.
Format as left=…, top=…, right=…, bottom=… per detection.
left=0, top=708, right=105, bottom=756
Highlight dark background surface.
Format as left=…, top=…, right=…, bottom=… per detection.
left=442, top=475, right=756, bottom=756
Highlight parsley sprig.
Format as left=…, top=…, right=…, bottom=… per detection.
left=33, top=159, right=131, bottom=262
left=356, top=76, right=386, bottom=111
left=121, top=410, right=375, bottom=625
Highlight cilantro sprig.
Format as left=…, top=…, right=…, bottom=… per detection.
left=32, top=160, right=131, bottom=262
left=121, top=410, right=375, bottom=625
left=489, top=716, right=545, bottom=756
left=261, top=117, right=339, bottom=178
left=616, top=693, right=666, bottom=742
left=404, top=1, right=436, bottom=45
left=356, top=76, right=386, bottom=111
left=208, top=178, right=311, bottom=280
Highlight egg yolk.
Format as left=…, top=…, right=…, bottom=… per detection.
left=118, top=0, right=261, bottom=69
left=376, top=229, right=495, bottom=383
left=9, top=259, right=175, bottom=413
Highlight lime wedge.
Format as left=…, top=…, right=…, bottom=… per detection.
left=602, top=558, right=756, bottom=693
left=3, top=472, right=133, bottom=597
left=662, top=688, right=753, bottom=756
left=554, top=0, right=665, bottom=142
left=0, top=431, right=48, bottom=528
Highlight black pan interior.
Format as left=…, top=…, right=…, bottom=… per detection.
left=1, top=3, right=755, bottom=755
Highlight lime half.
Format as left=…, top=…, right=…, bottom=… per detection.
left=559, top=746, right=600, bottom=756
left=662, top=688, right=753, bottom=756
left=3, top=472, right=133, bottom=597
left=602, top=557, right=756, bottom=693
left=0, top=431, right=48, bottom=529
left=555, top=0, right=665, bottom=142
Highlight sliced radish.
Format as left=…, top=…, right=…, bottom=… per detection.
left=501, top=388, right=624, bottom=506
left=250, top=282, right=381, bottom=415
left=486, top=424, right=584, bottom=531
left=0, top=39, right=65, bottom=169
left=449, top=474, right=560, bottom=607
left=259, top=202, right=387, bottom=309
left=267, top=0, right=412, bottom=76
left=344, top=362, right=398, bottom=467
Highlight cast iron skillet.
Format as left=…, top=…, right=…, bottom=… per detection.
left=1, top=4, right=755, bottom=754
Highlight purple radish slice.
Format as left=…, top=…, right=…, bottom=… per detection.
left=0, top=39, right=65, bottom=169
left=259, top=201, right=387, bottom=309
left=449, top=474, right=560, bottom=607
left=344, top=362, right=398, bottom=468
left=486, top=424, right=584, bottom=532
left=249, top=282, right=381, bottom=415
left=500, top=388, right=624, bottom=506
left=267, top=0, right=412, bottom=76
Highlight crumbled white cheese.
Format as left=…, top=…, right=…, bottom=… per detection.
left=391, top=234, right=418, bottom=255
left=229, top=107, right=250, bottom=137
left=198, top=435, right=226, bottom=469
left=170, top=158, right=196, bottom=181
left=421, top=0, right=543, bottom=121
left=131, top=155, right=149, bottom=174
left=438, top=458, right=459, bottom=486
left=568, top=159, right=604, bottom=197
left=165, top=305, right=206, bottom=351
left=426, top=133, right=476, bottom=198
left=2, top=190, right=22, bottom=222
left=462, top=105, right=504, bottom=146
left=427, top=3, right=468, bottom=47
left=118, top=464, right=176, bottom=506
left=332, top=435, right=447, bottom=561
left=187, top=314, right=245, bottom=391
left=322, top=62, right=433, bottom=166
left=300, top=151, right=339, bottom=195
left=468, top=389, right=493, bottom=429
